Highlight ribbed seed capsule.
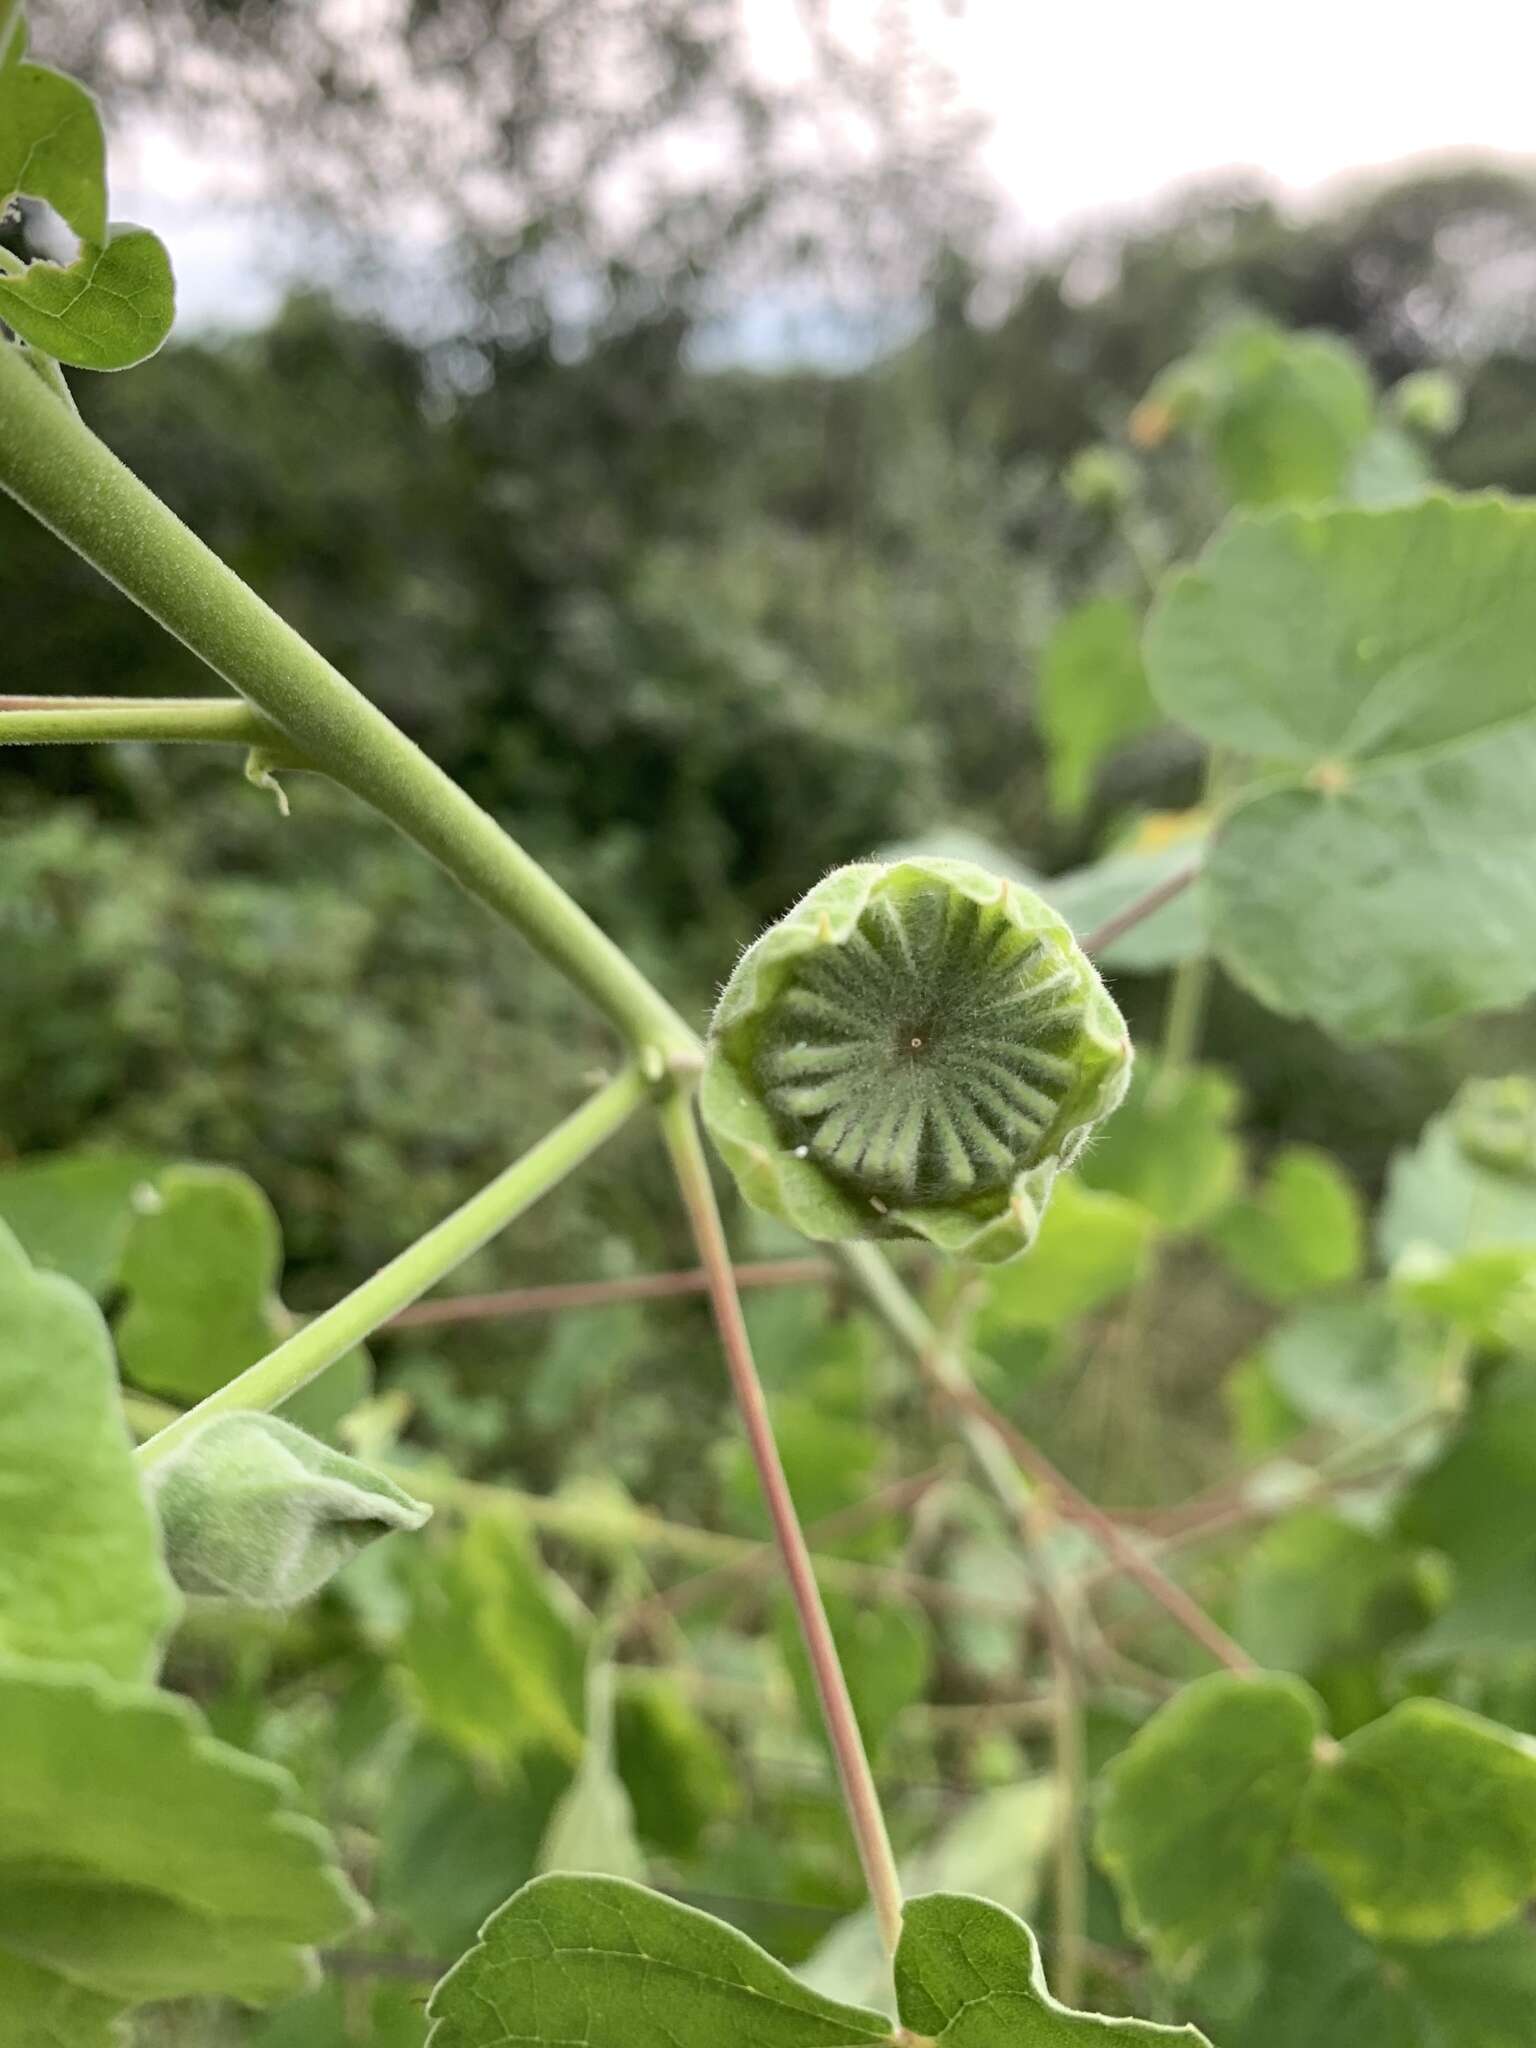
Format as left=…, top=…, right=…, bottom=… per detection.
left=702, top=857, right=1132, bottom=1264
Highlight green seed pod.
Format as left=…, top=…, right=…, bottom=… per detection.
left=702, top=857, right=1132, bottom=1264
left=1452, top=1076, right=1536, bottom=1183
left=148, top=1411, right=431, bottom=1607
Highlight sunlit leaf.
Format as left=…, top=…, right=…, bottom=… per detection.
left=1298, top=1698, right=1536, bottom=1940
left=0, top=60, right=106, bottom=245
left=0, top=223, right=174, bottom=369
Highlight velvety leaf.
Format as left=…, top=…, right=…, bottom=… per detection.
left=1095, top=1672, right=1322, bottom=1973
left=0, top=1952, right=127, bottom=2048
left=114, top=1163, right=286, bottom=1401
left=894, top=1892, right=1208, bottom=2043
left=802, top=1781, right=1057, bottom=2012
left=1039, top=597, right=1159, bottom=817
left=1076, top=1060, right=1242, bottom=1233
left=398, top=1511, right=588, bottom=1776
left=975, top=1174, right=1155, bottom=1336
left=0, top=1220, right=178, bottom=1681
left=0, top=60, right=107, bottom=245
left=0, top=223, right=175, bottom=370
left=148, top=1411, right=430, bottom=1607
left=0, top=1655, right=365, bottom=2004
left=0, top=1150, right=159, bottom=1297
left=424, top=1874, right=895, bottom=2047
left=1210, top=1146, right=1363, bottom=1302
left=1147, top=497, right=1536, bottom=1040
left=1298, top=1698, right=1536, bottom=1940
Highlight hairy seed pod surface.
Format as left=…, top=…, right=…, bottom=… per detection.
left=702, top=858, right=1131, bottom=1264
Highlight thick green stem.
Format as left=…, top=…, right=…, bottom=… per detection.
left=660, top=1091, right=906, bottom=1960
left=136, top=1068, right=645, bottom=1469
left=0, top=695, right=292, bottom=750
left=0, top=344, right=693, bottom=1063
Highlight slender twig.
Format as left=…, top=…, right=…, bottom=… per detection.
left=385, top=1255, right=851, bottom=1329
left=135, top=1068, right=646, bottom=1469
left=660, top=1090, right=905, bottom=1960
left=1019, top=1492, right=1088, bottom=2005
left=836, top=1242, right=1257, bottom=1677
left=1078, top=860, right=1200, bottom=959
left=0, top=694, right=299, bottom=754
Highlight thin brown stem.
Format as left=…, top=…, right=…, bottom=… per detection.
left=384, top=1256, right=850, bottom=1329
left=1078, top=860, right=1200, bottom=959
left=660, top=1091, right=905, bottom=1960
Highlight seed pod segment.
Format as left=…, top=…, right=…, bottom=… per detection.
left=702, top=857, right=1132, bottom=1264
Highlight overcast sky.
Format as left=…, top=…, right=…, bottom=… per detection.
left=112, top=0, right=1536, bottom=334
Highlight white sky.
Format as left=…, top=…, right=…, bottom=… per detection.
left=112, top=0, right=1536, bottom=331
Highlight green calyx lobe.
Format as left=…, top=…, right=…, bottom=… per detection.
left=704, top=859, right=1131, bottom=1261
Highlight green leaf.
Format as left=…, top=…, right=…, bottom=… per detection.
left=1298, top=1698, right=1536, bottom=1941
left=1343, top=422, right=1435, bottom=508
left=1380, top=1096, right=1536, bottom=1268
left=802, top=1781, right=1057, bottom=2013
left=1044, top=835, right=1207, bottom=972
left=614, top=1674, right=738, bottom=1858
left=539, top=1661, right=645, bottom=1882
left=424, top=1874, right=895, bottom=2047
left=398, top=1511, right=588, bottom=1775
left=1095, top=1672, right=1322, bottom=1974
left=1260, top=1294, right=1441, bottom=1435
left=1234, top=1868, right=1536, bottom=2048
left=1398, top=1355, right=1536, bottom=1578
left=0, top=222, right=175, bottom=370
left=148, top=1411, right=430, bottom=1607
left=1210, top=1145, right=1364, bottom=1302
left=0, top=1952, right=126, bottom=2048
left=1076, top=1059, right=1242, bottom=1233
left=778, top=1587, right=932, bottom=1763
left=0, top=61, right=107, bottom=246
left=0, top=1150, right=159, bottom=1297
left=894, top=1892, right=1208, bottom=2043
left=0, top=1221, right=178, bottom=1682
left=0, top=1654, right=365, bottom=2004
left=1039, top=598, right=1159, bottom=817
left=114, top=1163, right=286, bottom=1401
left=1234, top=1510, right=1431, bottom=1674
left=1147, top=497, right=1536, bottom=1041
left=975, top=1174, right=1155, bottom=1336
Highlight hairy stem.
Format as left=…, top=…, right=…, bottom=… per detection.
left=136, top=1068, right=645, bottom=1469
left=0, top=344, right=694, bottom=1063
left=0, top=695, right=296, bottom=751
left=660, top=1090, right=906, bottom=1959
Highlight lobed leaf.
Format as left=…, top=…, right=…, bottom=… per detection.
left=0, top=1220, right=178, bottom=1682
left=1147, top=496, right=1536, bottom=1041
left=1094, top=1672, right=1322, bottom=1974
left=0, top=1655, right=366, bottom=2005
left=1298, top=1698, right=1536, bottom=1941
left=894, top=1892, right=1209, bottom=2043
